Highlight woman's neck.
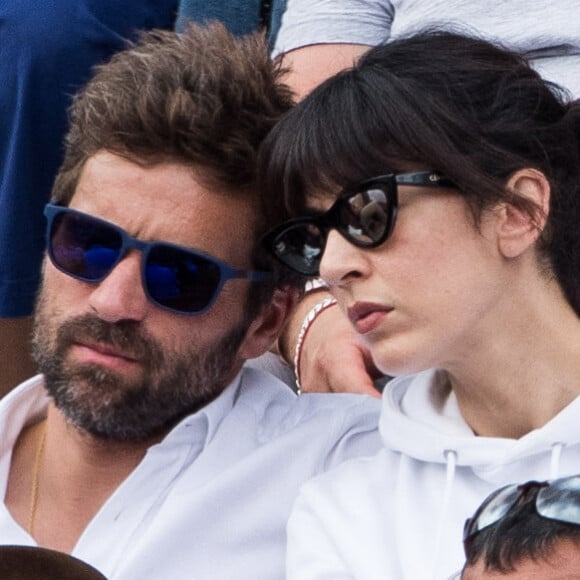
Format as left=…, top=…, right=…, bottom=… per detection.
left=446, top=285, right=580, bottom=438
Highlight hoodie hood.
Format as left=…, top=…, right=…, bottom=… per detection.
left=380, top=369, right=580, bottom=482
left=285, top=370, right=580, bottom=580
left=378, top=369, right=580, bottom=578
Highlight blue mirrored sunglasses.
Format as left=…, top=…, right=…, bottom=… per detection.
left=44, top=204, right=270, bottom=315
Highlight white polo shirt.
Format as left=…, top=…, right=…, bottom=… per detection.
left=0, top=367, right=381, bottom=579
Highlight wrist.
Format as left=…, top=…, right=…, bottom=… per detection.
left=293, top=296, right=338, bottom=394
left=276, top=279, right=331, bottom=365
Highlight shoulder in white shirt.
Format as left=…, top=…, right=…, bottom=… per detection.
left=0, top=366, right=381, bottom=580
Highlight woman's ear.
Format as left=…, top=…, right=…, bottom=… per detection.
left=495, top=168, right=550, bottom=259
left=237, top=285, right=300, bottom=360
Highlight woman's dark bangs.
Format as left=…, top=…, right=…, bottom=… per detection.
left=266, top=71, right=425, bottom=214
left=261, top=51, right=496, bottom=216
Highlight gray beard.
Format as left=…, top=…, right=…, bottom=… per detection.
left=32, top=309, right=249, bottom=443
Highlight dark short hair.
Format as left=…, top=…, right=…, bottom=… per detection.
left=258, top=30, right=580, bottom=314
left=464, top=486, right=580, bottom=573
left=52, top=22, right=298, bottom=311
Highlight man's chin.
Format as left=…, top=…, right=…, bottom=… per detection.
left=53, top=391, right=166, bottom=443
left=47, top=368, right=143, bottom=414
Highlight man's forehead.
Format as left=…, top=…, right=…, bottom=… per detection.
left=70, top=152, right=258, bottom=264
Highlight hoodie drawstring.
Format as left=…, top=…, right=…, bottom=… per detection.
left=550, top=442, right=564, bottom=479
left=430, top=449, right=457, bottom=579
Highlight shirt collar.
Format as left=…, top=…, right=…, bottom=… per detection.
left=155, top=371, right=243, bottom=448
left=0, top=370, right=244, bottom=455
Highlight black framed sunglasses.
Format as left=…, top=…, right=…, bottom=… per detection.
left=44, top=204, right=270, bottom=315
left=261, top=171, right=455, bottom=276
left=463, top=475, right=580, bottom=556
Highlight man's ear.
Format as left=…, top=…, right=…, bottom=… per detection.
left=495, top=168, right=550, bottom=259
left=237, top=285, right=300, bottom=360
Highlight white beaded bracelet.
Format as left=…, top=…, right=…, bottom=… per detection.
left=293, top=297, right=338, bottom=394
left=275, top=278, right=330, bottom=366
left=304, top=277, right=329, bottom=294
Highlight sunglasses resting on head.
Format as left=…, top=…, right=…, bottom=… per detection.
left=446, top=476, right=580, bottom=579
left=463, top=475, right=580, bottom=555
left=261, top=171, right=455, bottom=276
left=44, top=204, right=270, bottom=315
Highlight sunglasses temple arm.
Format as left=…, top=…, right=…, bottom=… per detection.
left=245, top=270, right=271, bottom=282
left=395, top=172, right=455, bottom=188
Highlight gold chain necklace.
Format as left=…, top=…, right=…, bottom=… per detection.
left=28, top=422, right=47, bottom=536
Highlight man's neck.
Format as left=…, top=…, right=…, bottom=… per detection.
left=5, top=403, right=160, bottom=553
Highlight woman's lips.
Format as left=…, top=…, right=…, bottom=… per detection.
left=347, top=302, right=393, bottom=334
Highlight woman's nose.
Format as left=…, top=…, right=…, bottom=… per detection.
left=319, top=229, right=368, bottom=288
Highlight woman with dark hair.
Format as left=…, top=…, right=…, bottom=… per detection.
left=259, top=31, right=580, bottom=579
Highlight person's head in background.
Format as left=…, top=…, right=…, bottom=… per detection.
left=258, top=30, right=580, bottom=419
left=456, top=476, right=580, bottom=579
left=34, top=22, right=297, bottom=443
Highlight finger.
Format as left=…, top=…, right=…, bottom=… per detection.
left=300, top=345, right=383, bottom=397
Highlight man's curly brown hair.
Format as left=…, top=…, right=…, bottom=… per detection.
left=51, top=22, right=299, bottom=308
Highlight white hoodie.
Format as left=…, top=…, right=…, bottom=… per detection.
left=286, top=369, right=580, bottom=580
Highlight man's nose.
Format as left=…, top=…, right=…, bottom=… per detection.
left=87, top=252, right=149, bottom=323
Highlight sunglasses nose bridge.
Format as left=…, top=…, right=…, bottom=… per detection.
left=97, top=232, right=153, bottom=295
left=309, top=209, right=337, bottom=248
left=326, top=197, right=366, bottom=245
left=120, top=231, right=150, bottom=256
left=112, top=232, right=157, bottom=277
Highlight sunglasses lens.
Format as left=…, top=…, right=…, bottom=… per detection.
left=338, top=187, right=391, bottom=246
left=465, top=485, right=520, bottom=538
left=146, top=245, right=222, bottom=313
left=537, top=476, right=580, bottom=526
left=272, top=223, right=325, bottom=276
left=49, top=211, right=123, bottom=281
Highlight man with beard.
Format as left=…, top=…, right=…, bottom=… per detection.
left=0, top=23, right=381, bottom=579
